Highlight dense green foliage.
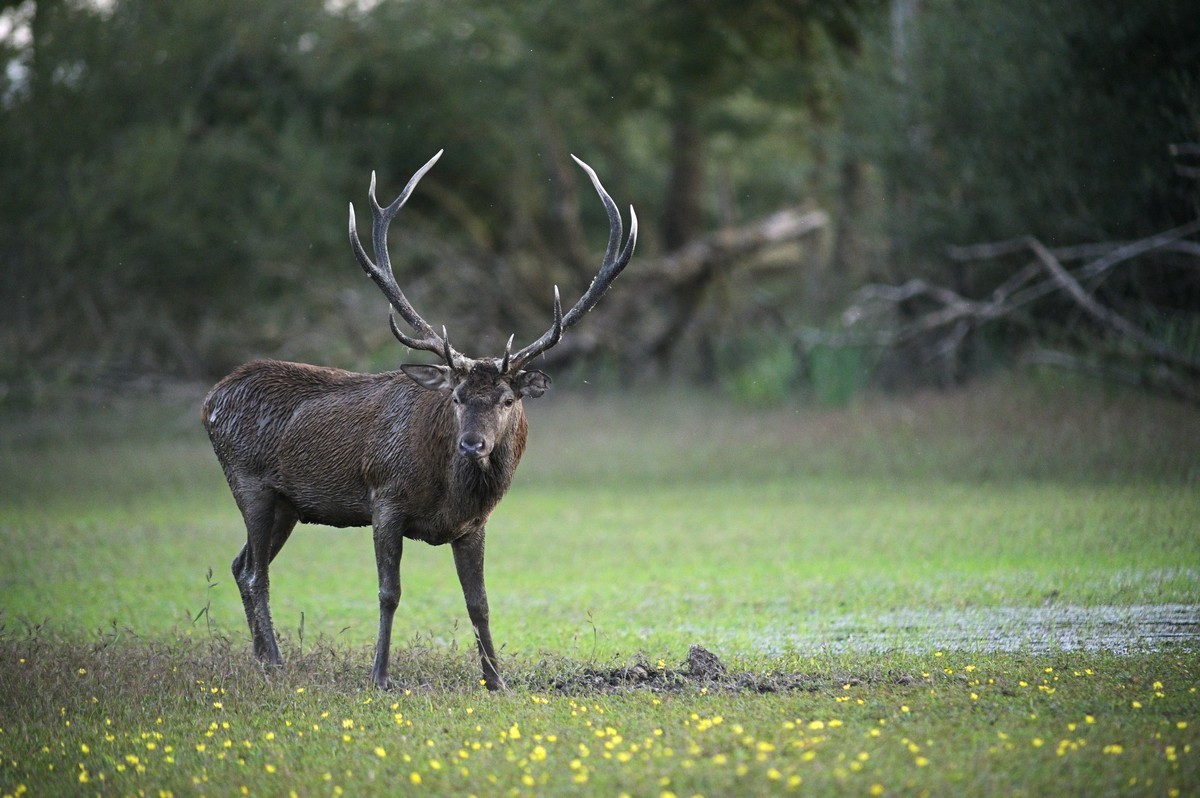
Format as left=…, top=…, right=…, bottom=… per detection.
left=1, top=0, right=1197, bottom=393
left=848, top=2, right=1200, bottom=252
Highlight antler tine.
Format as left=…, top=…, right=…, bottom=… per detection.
left=560, top=156, right=639, bottom=330
left=572, top=155, right=621, bottom=273
left=507, top=157, right=636, bottom=372
left=349, top=150, right=461, bottom=362
left=440, top=325, right=457, bottom=368
left=388, top=311, right=432, bottom=352
left=499, top=333, right=516, bottom=373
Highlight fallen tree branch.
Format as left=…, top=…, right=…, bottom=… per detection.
left=1023, top=348, right=1200, bottom=405
left=1169, top=142, right=1200, bottom=179
left=833, top=218, right=1200, bottom=402
left=1024, top=237, right=1200, bottom=375
left=527, top=207, right=829, bottom=371
left=1073, top=218, right=1200, bottom=283
left=945, top=224, right=1200, bottom=265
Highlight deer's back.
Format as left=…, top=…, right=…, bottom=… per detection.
left=204, top=359, right=368, bottom=465
left=202, top=359, right=437, bottom=527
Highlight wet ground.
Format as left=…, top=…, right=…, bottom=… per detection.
left=746, top=603, right=1200, bottom=657
left=538, top=604, right=1200, bottom=694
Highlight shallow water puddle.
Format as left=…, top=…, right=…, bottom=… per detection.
left=729, top=604, right=1200, bottom=655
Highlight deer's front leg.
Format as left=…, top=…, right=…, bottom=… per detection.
left=452, top=528, right=505, bottom=691
left=371, top=522, right=404, bottom=689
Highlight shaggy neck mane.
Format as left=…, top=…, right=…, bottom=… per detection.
left=450, top=435, right=519, bottom=516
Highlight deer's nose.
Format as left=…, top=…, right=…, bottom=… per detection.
left=459, top=432, right=489, bottom=459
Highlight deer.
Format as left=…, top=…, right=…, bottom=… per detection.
left=202, top=150, right=636, bottom=690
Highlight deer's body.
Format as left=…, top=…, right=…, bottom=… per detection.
left=204, top=359, right=526, bottom=540
left=203, top=150, right=635, bottom=690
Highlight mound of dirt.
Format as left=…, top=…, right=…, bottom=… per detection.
left=685, top=644, right=727, bottom=679
left=538, top=644, right=882, bottom=695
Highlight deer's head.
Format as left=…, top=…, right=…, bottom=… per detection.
left=349, top=150, right=636, bottom=463
left=401, top=359, right=548, bottom=461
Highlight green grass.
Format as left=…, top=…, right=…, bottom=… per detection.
left=2, top=638, right=1196, bottom=797
left=1, top=374, right=1198, bottom=796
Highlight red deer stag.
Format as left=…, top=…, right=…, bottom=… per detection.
left=202, top=150, right=636, bottom=690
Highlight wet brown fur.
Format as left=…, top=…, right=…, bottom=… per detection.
left=202, top=357, right=535, bottom=690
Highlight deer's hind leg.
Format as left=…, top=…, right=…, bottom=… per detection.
left=231, top=487, right=298, bottom=665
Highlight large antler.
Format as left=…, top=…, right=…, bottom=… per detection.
left=505, top=155, right=638, bottom=373
left=349, top=150, right=471, bottom=369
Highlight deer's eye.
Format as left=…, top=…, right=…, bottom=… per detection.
left=504, top=397, right=515, bottom=408
left=452, top=394, right=463, bottom=405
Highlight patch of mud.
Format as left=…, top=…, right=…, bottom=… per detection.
left=542, top=645, right=867, bottom=695
left=716, top=603, right=1200, bottom=657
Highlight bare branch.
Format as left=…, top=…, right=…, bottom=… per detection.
left=1025, top=238, right=1147, bottom=340
left=945, top=238, right=1033, bottom=262
left=1024, top=348, right=1200, bottom=405
left=834, top=216, right=1200, bottom=404
left=1025, top=236, right=1200, bottom=374
left=947, top=220, right=1200, bottom=268
left=1073, top=218, right=1200, bottom=283
left=973, top=218, right=1200, bottom=318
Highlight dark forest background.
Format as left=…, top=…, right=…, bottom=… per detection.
left=2, top=0, right=1198, bottom=404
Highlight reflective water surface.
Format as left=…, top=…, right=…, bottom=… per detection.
left=721, top=604, right=1200, bottom=656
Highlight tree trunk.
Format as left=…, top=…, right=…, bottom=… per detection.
left=830, top=158, right=865, bottom=287
left=663, top=98, right=706, bottom=251
left=29, top=0, right=64, bottom=97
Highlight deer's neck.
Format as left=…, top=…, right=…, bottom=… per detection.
left=444, top=408, right=527, bottom=525
left=452, top=440, right=516, bottom=503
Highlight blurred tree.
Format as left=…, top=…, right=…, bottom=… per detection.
left=832, top=0, right=1200, bottom=389
left=850, top=0, right=1200, bottom=260
left=8, top=0, right=1190, bottom=400
left=282, top=0, right=883, bottom=375
left=506, top=0, right=876, bottom=249
left=1, top=0, right=346, bottom=383
left=0, top=0, right=928, bottom=391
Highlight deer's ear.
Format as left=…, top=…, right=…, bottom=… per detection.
left=513, top=369, right=551, bottom=399
left=401, top=364, right=455, bottom=392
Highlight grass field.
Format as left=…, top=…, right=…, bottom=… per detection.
left=1, top=374, right=1197, bottom=796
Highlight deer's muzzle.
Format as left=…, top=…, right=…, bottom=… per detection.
left=458, top=431, right=490, bottom=460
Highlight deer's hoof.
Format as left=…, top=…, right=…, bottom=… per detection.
left=255, top=649, right=284, bottom=668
